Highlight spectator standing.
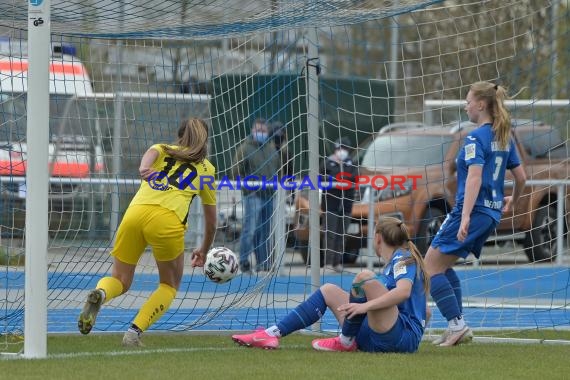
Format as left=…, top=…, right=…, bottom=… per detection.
left=320, top=137, right=357, bottom=271
left=271, top=121, right=293, bottom=177
left=232, top=119, right=281, bottom=273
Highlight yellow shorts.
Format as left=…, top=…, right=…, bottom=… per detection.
left=111, top=204, right=186, bottom=265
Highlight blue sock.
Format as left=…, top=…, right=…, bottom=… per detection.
left=277, top=289, right=327, bottom=337
left=341, top=293, right=367, bottom=338
left=430, top=273, right=461, bottom=321
left=445, top=268, right=463, bottom=314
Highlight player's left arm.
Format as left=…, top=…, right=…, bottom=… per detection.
left=338, top=263, right=415, bottom=318
left=191, top=203, right=217, bottom=268
left=192, top=164, right=218, bottom=267
left=339, top=278, right=413, bottom=318
left=503, top=165, right=526, bottom=213
left=369, top=278, right=412, bottom=310
left=503, top=141, right=527, bottom=213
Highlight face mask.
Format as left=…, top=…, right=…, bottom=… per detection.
left=336, top=149, right=349, bottom=161
left=253, top=132, right=268, bottom=143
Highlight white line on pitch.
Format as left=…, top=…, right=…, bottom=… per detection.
left=46, top=345, right=306, bottom=360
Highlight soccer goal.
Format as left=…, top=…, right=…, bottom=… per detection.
left=1, top=0, right=569, bottom=358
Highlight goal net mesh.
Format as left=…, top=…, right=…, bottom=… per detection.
left=0, top=0, right=568, bottom=352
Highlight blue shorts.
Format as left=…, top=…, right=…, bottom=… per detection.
left=355, top=314, right=422, bottom=353
left=431, top=209, right=497, bottom=259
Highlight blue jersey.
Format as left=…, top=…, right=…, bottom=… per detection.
left=381, top=249, right=427, bottom=337
left=455, top=123, right=521, bottom=222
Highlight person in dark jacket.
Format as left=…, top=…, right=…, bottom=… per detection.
left=320, top=137, right=357, bottom=271
left=271, top=121, right=293, bottom=177
left=232, top=119, right=281, bottom=273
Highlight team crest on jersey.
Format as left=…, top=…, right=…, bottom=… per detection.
left=394, top=261, right=407, bottom=277
left=464, top=143, right=476, bottom=160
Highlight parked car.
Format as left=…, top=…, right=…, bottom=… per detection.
left=294, top=120, right=569, bottom=263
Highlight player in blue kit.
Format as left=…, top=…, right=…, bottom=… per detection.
left=232, top=216, right=430, bottom=353
left=425, top=81, right=527, bottom=346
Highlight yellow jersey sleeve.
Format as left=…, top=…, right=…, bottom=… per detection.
left=129, top=144, right=217, bottom=223
left=198, top=159, right=217, bottom=205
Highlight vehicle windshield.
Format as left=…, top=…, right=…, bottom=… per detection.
left=361, top=134, right=455, bottom=168
left=516, top=128, right=566, bottom=159
left=0, top=93, right=100, bottom=143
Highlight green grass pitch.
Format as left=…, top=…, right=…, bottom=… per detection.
left=1, top=332, right=569, bottom=380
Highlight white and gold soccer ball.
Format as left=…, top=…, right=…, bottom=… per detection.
left=203, top=247, right=239, bottom=284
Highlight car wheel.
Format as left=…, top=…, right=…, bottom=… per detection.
left=416, top=207, right=445, bottom=255
left=524, top=204, right=558, bottom=262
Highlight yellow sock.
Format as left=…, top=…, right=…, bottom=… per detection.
left=96, top=276, right=124, bottom=303
left=132, top=283, right=177, bottom=332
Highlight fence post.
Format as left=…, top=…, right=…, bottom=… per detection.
left=556, top=184, right=565, bottom=265
left=110, top=93, right=123, bottom=240
left=274, top=186, right=287, bottom=275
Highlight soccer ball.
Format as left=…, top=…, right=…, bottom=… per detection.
left=203, top=247, right=239, bottom=284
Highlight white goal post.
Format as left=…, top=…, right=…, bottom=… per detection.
left=24, top=0, right=51, bottom=359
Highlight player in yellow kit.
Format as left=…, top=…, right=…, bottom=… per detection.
left=78, top=117, right=217, bottom=346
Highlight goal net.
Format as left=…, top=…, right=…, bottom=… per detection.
left=0, top=0, right=569, bottom=354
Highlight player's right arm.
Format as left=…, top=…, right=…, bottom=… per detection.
left=139, top=146, right=160, bottom=179
left=458, top=134, right=485, bottom=242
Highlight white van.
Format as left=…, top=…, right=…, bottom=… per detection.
left=0, top=51, right=94, bottom=96
left=0, top=40, right=104, bottom=233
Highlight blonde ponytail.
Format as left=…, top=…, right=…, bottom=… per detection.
left=162, top=118, right=209, bottom=163
left=469, top=81, right=511, bottom=150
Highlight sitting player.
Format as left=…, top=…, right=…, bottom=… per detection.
left=232, top=216, right=430, bottom=353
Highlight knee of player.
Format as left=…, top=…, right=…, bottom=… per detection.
left=319, top=283, right=342, bottom=297
left=350, top=270, right=376, bottom=296
left=320, top=283, right=335, bottom=292
left=353, top=269, right=375, bottom=283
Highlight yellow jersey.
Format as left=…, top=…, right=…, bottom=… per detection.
left=129, top=144, right=217, bottom=224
